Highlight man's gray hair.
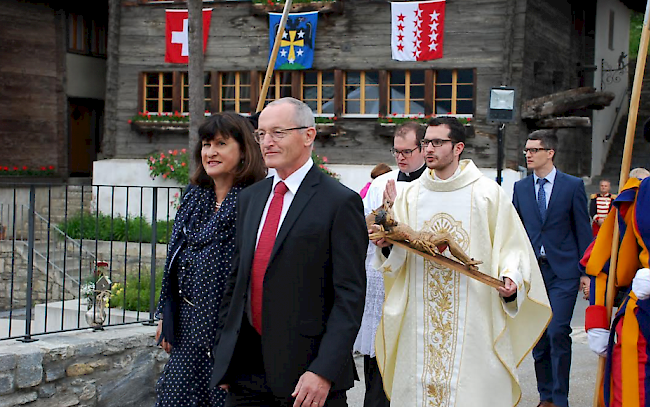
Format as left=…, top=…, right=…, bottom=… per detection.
left=266, top=97, right=315, bottom=128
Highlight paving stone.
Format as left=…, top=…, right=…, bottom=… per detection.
left=0, top=391, right=38, bottom=407
left=66, top=364, right=93, bottom=377
left=38, top=382, right=56, bottom=398
left=0, top=355, right=16, bottom=373
left=15, top=352, right=42, bottom=388
left=44, top=362, right=66, bottom=382
left=0, top=373, right=13, bottom=396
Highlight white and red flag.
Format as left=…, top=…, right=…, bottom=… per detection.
left=165, top=9, right=212, bottom=64
left=391, top=0, right=446, bottom=62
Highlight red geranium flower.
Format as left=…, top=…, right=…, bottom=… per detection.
left=48, top=165, right=54, bottom=170
left=22, top=166, right=27, bottom=170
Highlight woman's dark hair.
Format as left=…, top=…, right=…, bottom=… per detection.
left=190, top=112, right=266, bottom=188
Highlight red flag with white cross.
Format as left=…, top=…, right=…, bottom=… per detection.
left=165, top=9, right=212, bottom=64
left=391, top=0, right=446, bottom=61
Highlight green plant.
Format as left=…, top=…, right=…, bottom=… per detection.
left=110, top=268, right=163, bottom=313
left=315, top=116, right=337, bottom=124
left=128, top=111, right=190, bottom=124
left=253, top=0, right=336, bottom=4
left=312, top=151, right=339, bottom=179
left=0, top=165, right=57, bottom=176
left=57, top=212, right=175, bottom=244
left=149, top=149, right=190, bottom=186
left=630, top=12, right=643, bottom=59
left=377, top=114, right=472, bottom=125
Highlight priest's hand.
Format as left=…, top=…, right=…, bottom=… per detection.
left=587, top=328, right=609, bottom=357
left=291, top=371, right=331, bottom=407
left=369, top=225, right=391, bottom=248
left=496, top=277, right=517, bottom=298
left=632, top=268, right=650, bottom=300
left=383, top=179, right=397, bottom=207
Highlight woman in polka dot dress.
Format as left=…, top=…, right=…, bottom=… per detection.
left=154, top=112, right=266, bottom=407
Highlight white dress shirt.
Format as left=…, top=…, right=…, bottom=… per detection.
left=256, top=157, right=314, bottom=247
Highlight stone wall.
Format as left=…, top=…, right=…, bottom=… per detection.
left=0, top=325, right=167, bottom=407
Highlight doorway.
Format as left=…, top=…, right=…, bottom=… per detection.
left=68, top=98, right=103, bottom=177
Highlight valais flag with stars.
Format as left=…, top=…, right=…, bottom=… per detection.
left=165, top=9, right=212, bottom=64
left=391, top=0, right=446, bottom=61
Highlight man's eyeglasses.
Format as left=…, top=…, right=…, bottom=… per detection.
left=390, top=147, right=419, bottom=158
left=522, top=148, right=551, bottom=154
left=253, top=126, right=309, bottom=144
left=421, top=138, right=456, bottom=148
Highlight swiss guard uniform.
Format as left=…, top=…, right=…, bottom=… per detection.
left=590, top=192, right=617, bottom=236
left=582, top=176, right=650, bottom=407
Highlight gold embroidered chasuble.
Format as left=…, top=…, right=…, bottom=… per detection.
left=374, top=160, right=551, bottom=407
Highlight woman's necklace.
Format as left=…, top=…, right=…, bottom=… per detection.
left=215, top=200, right=222, bottom=211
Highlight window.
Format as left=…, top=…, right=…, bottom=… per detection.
left=302, top=71, right=335, bottom=114
left=68, top=13, right=107, bottom=57
left=220, top=72, right=251, bottom=113
left=434, top=69, right=474, bottom=115
left=344, top=71, right=379, bottom=115
left=181, top=73, right=212, bottom=113
left=136, top=68, right=475, bottom=119
left=143, top=72, right=174, bottom=114
left=260, top=72, right=293, bottom=107
left=389, top=70, right=426, bottom=115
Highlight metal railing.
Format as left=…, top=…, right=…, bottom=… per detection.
left=0, top=183, right=182, bottom=341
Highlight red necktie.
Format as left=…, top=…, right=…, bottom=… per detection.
left=251, top=181, right=289, bottom=334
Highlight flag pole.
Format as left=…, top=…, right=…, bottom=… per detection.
left=257, top=0, right=293, bottom=113
left=592, top=2, right=650, bottom=406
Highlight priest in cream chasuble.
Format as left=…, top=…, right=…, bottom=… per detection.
left=374, top=159, right=552, bottom=407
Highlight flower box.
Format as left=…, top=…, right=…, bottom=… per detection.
left=130, top=121, right=189, bottom=136
left=251, top=1, right=343, bottom=16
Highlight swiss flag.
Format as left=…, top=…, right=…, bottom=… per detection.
left=165, top=9, right=212, bottom=64
left=391, top=0, right=445, bottom=61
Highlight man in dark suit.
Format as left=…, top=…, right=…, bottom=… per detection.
left=210, top=97, right=367, bottom=407
left=512, top=130, right=592, bottom=407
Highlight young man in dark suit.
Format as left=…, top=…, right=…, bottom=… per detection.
left=512, top=130, right=592, bottom=407
left=210, top=97, right=367, bottom=407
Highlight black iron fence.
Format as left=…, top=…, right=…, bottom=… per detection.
left=0, top=183, right=182, bottom=341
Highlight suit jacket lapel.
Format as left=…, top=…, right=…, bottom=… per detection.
left=271, top=166, right=320, bottom=260
left=526, top=175, right=543, bottom=224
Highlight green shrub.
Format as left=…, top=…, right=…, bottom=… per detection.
left=110, top=268, right=163, bottom=313
left=58, top=212, right=174, bottom=244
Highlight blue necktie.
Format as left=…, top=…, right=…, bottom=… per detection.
left=537, top=178, right=548, bottom=222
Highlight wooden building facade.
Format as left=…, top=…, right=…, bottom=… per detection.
left=104, top=0, right=644, bottom=177
left=0, top=0, right=108, bottom=178
left=3, top=0, right=642, bottom=179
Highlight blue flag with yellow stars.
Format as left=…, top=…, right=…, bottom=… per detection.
left=269, top=11, right=318, bottom=70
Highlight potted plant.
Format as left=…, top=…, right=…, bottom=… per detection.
left=251, top=0, right=343, bottom=15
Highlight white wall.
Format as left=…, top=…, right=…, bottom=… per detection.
left=66, top=53, right=106, bottom=100
left=93, top=160, right=525, bottom=222
left=93, top=159, right=183, bottom=222
left=592, top=0, right=631, bottom=177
